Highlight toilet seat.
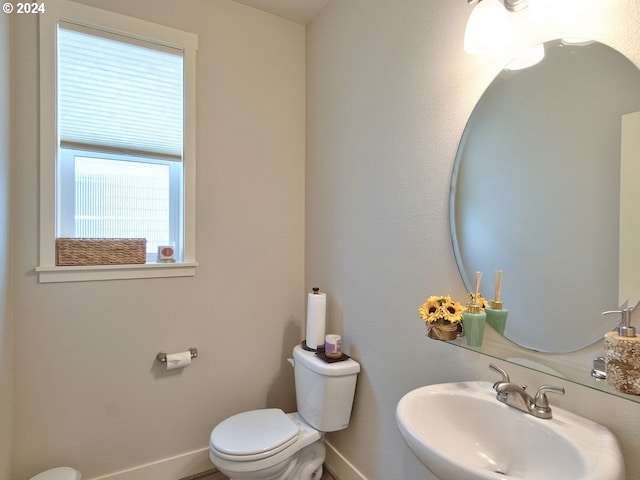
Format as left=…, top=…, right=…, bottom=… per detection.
left=210, top=408, right=299, bottom=461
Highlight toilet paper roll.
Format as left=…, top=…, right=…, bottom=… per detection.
left=166, top=351, right=192, bottom=370
left=305, top=291, right=327, bottom=350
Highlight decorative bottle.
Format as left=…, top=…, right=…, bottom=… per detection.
left=463, top=271, right=486, bottom=347
left=486, top=270, right=508, bottom=335
left=603, top=303, right=640, bottom=395
left=486, top=300, right=509, bottom=335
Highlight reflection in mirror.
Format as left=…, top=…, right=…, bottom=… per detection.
left=451, top=39, right=640, bottom=353
left=620, top=111, right=640, bottom=308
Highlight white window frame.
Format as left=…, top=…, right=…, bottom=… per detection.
left=37, top=0, right=198, bottom=283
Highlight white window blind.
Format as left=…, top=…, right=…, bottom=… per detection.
left=73, top=156, right=172, bottom=253
left=57, top=23, right=184, bottom=160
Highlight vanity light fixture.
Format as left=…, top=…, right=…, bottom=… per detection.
left=464, top=0, right=529, bottom=54
left=476, top=0, right=529, bottom=13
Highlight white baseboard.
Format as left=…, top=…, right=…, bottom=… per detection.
left=87, top=447, right=212, bottom=480
left=324, top=440, right=367, bottom=480
left=86, top=441, right=363, bottom=480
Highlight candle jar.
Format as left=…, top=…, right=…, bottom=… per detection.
left=324, top=334, right=342, bottom=359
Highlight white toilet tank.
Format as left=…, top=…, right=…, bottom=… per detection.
left=292, top=345, right=360, bottom=432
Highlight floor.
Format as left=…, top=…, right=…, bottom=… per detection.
left=189, top=467, right=336, bottom=480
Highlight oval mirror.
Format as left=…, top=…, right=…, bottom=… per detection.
left=451, top=39, right=640, bottom=353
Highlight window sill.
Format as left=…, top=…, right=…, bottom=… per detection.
left=36, top=261, right=198, bottom=283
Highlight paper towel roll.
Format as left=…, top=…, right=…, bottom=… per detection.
left=166, top=351, right=192, bottom=370
left=305, top=290, right=327, bottom=350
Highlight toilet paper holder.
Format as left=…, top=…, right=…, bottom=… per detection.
left=156, top=347, right=198, bottom=364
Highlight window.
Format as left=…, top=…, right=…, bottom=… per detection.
left=38, top=0, right=198, bottom=282
left=59, top=151, right=180, bottom=261
left=57, top=24, right=184, bottom=262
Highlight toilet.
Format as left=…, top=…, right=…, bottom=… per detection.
left=30, top=467, right=81, bottom=480
left=209, top=345, right=360, bottom=480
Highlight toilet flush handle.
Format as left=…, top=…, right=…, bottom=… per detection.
left=287, top=358, right=295, bottom=367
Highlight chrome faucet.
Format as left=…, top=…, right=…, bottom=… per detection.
left=489, top=363, right=565, bottom=419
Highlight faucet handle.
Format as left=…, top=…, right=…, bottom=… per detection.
left=533, top=384, right=565, bottom=408
left=489, top=364, right=510, bottom=401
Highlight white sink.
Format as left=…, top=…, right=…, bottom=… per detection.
left=396, top=381, right=624, bottom=480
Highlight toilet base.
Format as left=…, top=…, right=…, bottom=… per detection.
left=217, top=440, right=326, bottom=480
left=286, top=441, right=325, bottom=480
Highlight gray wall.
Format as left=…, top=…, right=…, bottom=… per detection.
left=306, top=0, right=640, bottom=478
left=7, top=0, right=640, bottom=479
left=10, top=1, right=305, bottom=478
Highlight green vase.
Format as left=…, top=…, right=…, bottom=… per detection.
left=463, top=309, right=486, bottom=347
left=486, top=307, right=508, bottom=335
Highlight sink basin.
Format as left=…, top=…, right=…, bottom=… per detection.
left=396, top=381, right=624, bottom=480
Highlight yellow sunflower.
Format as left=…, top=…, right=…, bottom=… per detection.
left=419, top=295, right=464, bottom=324
left=442, top=298, right=465, bottom=323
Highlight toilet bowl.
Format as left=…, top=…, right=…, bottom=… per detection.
left=210, top=410, right=324, bottom=480
left=30, top=467, right=81, bottom=480
left=209, top=345, right=360, bottom=480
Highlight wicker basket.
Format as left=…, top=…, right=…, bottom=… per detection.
left=56, top=238, right=147, bottom=266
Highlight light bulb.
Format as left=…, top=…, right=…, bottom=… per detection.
left=464, top=0, right=513, bottom=55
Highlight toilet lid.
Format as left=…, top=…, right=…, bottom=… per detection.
left=30, top=467, right=81, bottom=480
left=210, top=409, right=299, bottom=460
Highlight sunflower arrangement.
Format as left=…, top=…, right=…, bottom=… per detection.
left=419, top=295, right=465, bottom=325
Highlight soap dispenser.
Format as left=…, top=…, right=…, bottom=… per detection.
left=602, top=300, right=640, bottom=395
left=463, top=271, right=486, bottom=347
left=485, top=270, right=509, bottom=335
